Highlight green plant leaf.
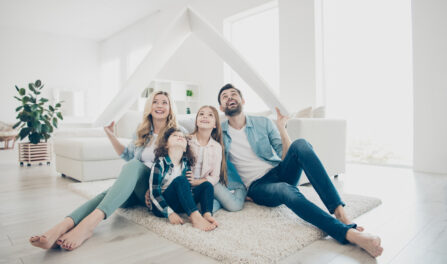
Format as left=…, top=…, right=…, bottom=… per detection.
left=22, top=96, right=30, bottom=103
left=19, top=88, right=26, bottom=96
left=29, top=132, right=41, bottom=144
left=41, top=124, right=49, bottom=133
left=14, top=96, right=22, bottom=101
left=15, top=106, right=23, bottom=112
left=28, top=83, right=36, bottom=93
left=52, top=117, right=58, bottom=128
left=15, top=85, right=19, bottom=92
left=39, top=98, right=48, bottom=103
left=19, top=127, right=31, bottom=140
left=35, top=80, right=41, bottom=87
left=23, top=105, right=31, bottom=112
left=12, top=121, right=21, bottom=129
left=57, top=112, right=63, bottom=120
left=55, top=103, right=61, bottom=108
left=49, top=105, right=54, bottom=112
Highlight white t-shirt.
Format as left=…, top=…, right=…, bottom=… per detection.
left=141, top=134, right=158, bottom=168
left=161, top=164, right=183, bottom=191
left=227, top=125, right=273, bottom=188
left=193, top=146, right=204, bottom=179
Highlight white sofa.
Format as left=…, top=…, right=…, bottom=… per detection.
left=54, top=111, right=346, bottom=183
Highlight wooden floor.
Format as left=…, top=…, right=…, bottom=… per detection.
left=0, top=147, right=446, bottom=264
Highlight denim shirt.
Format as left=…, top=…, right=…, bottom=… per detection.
left=120, top=125, right=187, bottom=162
left=221, top=115, right=282, bottom=183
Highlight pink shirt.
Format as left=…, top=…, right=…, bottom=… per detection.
left=188, top=134, right=222, bottom=185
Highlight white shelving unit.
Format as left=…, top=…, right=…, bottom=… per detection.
left=134, top=79, right=200, bottom=115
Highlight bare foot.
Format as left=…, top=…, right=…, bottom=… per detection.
left=346, top=229, right=383, bottom=257
left=190, top=211, right=216, bottom=231
left=203, top=213, right=219, bottom=227
left=57, top=209, right=104, bottom=251
left=29, top=217, right=74, bottom=250
left=334, top=205, right=364, bottom=231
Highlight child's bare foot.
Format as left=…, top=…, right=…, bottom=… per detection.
left=203, top=213, right=219, bottom=227
left=334, top=205, right=364, bottom=231
left=346, top=229, right=383, bottom=257
left=57, top=209, right=104, bottom=251
left=190, top=211, right=216, bottom=231
left=29, top=217, right=74, bottom=249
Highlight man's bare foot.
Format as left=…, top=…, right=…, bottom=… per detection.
left=29, top=217, right=74, bottom=250
left=334, top=205, right=364, bottom=231
left=57, top=209, right=104, bottom=251
left=203, top=213, right=219, bottom=227
left=190, top=211, right=216, bottom=231
left=346, top=229, right=383, bottom=257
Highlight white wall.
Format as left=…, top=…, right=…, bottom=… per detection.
left=278, top=0, right=317, bottom=111
left=0, top=26, right=99, bottom=123
left=412, top=0, right=447, bottom=174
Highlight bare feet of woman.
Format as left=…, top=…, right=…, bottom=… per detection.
left=29, top=217, right=74, bottom=249
left=190, top=211, right=216, bottom=231
left=346, top=229, right=383, bottom=257
left=203, top=212, right=219, bottom=227
left=57, top=209, right=104, bottom=251
left=334, top=205, right=365, bottom=232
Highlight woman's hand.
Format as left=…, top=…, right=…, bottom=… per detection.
left=186, top=171, right=202, bottom=186
left=168, top=212, right=184, bottom=225
left=145, top=190, right=152, bottom=209
left=104, top=121, right=115, bottom=135
left=275, top=107, right=289, bottom=129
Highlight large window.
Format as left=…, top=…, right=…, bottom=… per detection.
left=322, top=0, right=413, bottom=166
left=223, top=2, right=279, bottom=113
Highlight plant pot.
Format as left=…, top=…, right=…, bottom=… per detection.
left=18, top=142, right=52, bottom=167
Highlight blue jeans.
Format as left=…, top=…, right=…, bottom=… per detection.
left=247, top=139, right=355, bottom=244
left=213, top=181, right=247, bottom=212
left=153, top=177, right=214, bottom=217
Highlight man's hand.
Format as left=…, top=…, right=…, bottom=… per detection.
left=104, top=121, right=115, bottom=135
left=145, top=190, right=152, bottom=209
left=186, top=171, right=202, bottom=186
left=168, top=212, right=184, bottom=225
left=275, top=107, right=289, bottom=129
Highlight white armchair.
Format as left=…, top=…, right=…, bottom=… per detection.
left=286, top=118, right=346, bottom=184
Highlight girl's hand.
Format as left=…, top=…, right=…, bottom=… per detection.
left=168, top=212, right=184, bottom=225
left=186, top=171, right=202, bottom=186
left=145, top=190, right=152, bottom=209
left=275, top=107, right=289, bottom=129
left=104, top=121, right=115, bottom=135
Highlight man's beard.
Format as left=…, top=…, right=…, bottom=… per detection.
left=224, top=103, right=242, bottom=116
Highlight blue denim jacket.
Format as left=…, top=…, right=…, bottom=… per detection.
left=221, top=115, right=282, bottom=183
left=120, top=125, right=187, bottom=162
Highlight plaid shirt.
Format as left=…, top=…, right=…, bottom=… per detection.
left=149, top=155, right=190, bottom=217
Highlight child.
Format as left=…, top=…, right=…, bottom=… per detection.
left=187, top=105, right=227, bottom=223
left=149, top=127, right=216, bottom=231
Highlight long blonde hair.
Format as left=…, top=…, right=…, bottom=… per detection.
left=192, top=105, right=228, bottom=185
left=135, top=91, right=177, bottom=147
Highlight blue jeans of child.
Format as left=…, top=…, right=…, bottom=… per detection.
left=247, top=139, right=356, bottom=244
left=153, top=176, right=214, bottom=217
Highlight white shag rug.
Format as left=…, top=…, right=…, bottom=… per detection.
left=67, top=180, right=381, bottom=263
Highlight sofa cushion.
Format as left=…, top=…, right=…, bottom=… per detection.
left=54, top=137, right=131, bottom=161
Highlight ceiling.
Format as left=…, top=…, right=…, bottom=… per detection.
left=0, top=0, right=189, bottom=41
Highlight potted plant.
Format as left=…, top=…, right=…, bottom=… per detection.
left=186, top=89, right=193, bottom=114
left=13, top=80, right=64, bottom=166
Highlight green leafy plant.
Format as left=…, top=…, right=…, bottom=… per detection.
left=186, top=89, right=193, bottom=97
left=13, top=80, right=64, bottom=144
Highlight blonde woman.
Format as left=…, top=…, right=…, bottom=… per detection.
left=30, top=91, right=182, bottom=251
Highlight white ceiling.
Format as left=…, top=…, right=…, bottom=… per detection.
left=0, top=0, right=189, bottom=41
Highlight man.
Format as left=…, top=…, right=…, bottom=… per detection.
left=218, top=83, right=383, bottom=258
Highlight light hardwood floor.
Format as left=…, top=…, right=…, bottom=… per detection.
left=0, top=147, right=446, bottom=264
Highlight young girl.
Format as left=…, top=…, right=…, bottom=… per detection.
left=149, top=127, right=216, bottom=231
left=186, top=106, right=227, bottom=222
left=30, top=91, right=181, bottom=250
